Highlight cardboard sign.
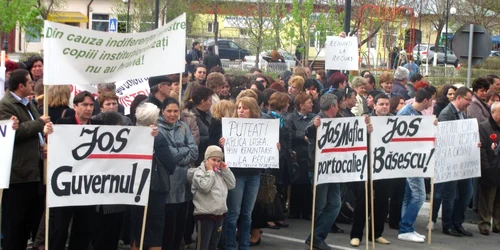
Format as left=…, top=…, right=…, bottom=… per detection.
left=325, top=36, right=359, bottom=70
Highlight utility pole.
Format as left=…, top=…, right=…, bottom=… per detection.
left=344, top=0, right=351, bottom=34
left=154, top=0, right=160, bottom=29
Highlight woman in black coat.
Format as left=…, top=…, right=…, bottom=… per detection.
left=286, top=93, right=315, bottom=219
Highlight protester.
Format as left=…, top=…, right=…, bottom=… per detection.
left=127, top=94, right=148, bottom=125
left=350, top=77, right=368, bottom=116
left=478, top=102, right=500, bottom=235
left=467, top=77, right=491, bottom=124
left=26, top=55, right=44, bottom=82
left=316, top=70, right=327, bottom=88
left=397, top=88, right=435, bottom=243
left=191, top=65, right=207, bottom=85
left=159, top=97, right=198, bottom=250
left=391, top=67, right=410, bottom=100
left=278, top=70, right=293, bottom=88
left=92, top=91, right=133, bottom=125
left=433, top=85, right=457, bottom=117
left=0, top=69, right=49, bottom=250
left=305, top=94, right=342, bottom=250
left=187, top=145, right=236, bottom=250
left=208, top=100, right=235, bottom=147
left=405, top=80, right=435, bottom=115
left=206, top=72, right=225, bottom=105
left=437, top=87, right=475, bottom=237
left=219, top=97, right=261, bottom=250
left=50, top=91, right=101, bottom=250
left=304, top=79, right=321, bottom=114
left=288, top=76, right=305, bottom=96
left=93, top=82, right=125, bottom=115
left=378, top=72, right=394, bottom=97
left=190, top=41, right=202, bottom=63
left=389, top=95, right=405, bottom=114
left=366, top=90, right=382, bottom=114
left=287, top=93, right=315, bottom=220
left=364, top=74, right=377, bottom=94
left=38, top=85, right=71, bottom=123
left=350, top=94, right=391, bottom=247
left=486, top=75, right=500, bottom=94
left=203, top=46, right=222, bottom=73
left=324, top=72, right=347, bottom=94
left=130, top=102, right=175, bottom=250
left=146, top=75, right=173, bottom=112
left=486, top=92, right=500, bottom=107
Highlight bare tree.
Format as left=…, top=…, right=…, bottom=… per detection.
left=452, top=0, right=500, bottom=30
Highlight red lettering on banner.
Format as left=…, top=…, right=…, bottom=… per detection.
left=119, top=89, right=150, bottom=107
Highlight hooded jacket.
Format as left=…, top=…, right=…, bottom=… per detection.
left=187, top=161, right=236, bottom=216
left=158, top=116, right=199, bottom=204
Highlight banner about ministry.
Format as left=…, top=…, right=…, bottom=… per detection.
left=47, top=125, right=154, bottom=208
left=43, top=13, right=186, bottom=85
left=315, top=117, right=368, bottom=185
left=222, top=118, right=279, bottom=169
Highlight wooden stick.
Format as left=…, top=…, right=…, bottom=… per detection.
left=43, top=85, right=49, bottom=185
left=139, top=205, right=149, bottom=250
left=44, top=81, right=50, bottom=250
left=428, top=177, right=434, bottom=244
left=365, top=181, right=369, bottom=250
left=0, top=189, right=3, bottom=242
left=310, top=125, right=320, bottom=250
left=368, top=133, right=375, bottom=249
left=1, top=51, right=5, bottom=67
left=370, top=179, right=375, bottom=249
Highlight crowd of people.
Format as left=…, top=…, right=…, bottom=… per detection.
left=1, top=50, right=500, bottom=250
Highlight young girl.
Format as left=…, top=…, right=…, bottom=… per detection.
left=187, top=145, right=236, bottom=250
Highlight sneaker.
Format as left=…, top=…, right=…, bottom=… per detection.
left=413, top=231, right=426, bottom=240
left=398, top=232, right=424, bottom=243
left=426, top=221, right=435, bottom=231
left=350, top=238, right=360, bottom=247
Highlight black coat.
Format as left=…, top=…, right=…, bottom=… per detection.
left=479, top=117, right=500, bottom=187
left=191, top=108, right=212, bottom=166
left=203, top=52, right=222, bottom=72
left=269, top=113, right=293, bottom=185
left=287, top=111, right=316, bottom=184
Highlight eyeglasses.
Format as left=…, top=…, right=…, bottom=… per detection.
left=463, top=97, right=472, bottom=102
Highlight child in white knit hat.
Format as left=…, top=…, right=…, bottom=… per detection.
left=187, top=145, right=236, bottom=250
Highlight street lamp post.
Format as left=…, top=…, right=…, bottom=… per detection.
left=444, top=0, right=457, bottom=68
left=126, top=0, right=131, bottom=33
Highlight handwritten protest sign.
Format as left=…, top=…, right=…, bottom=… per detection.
left=47, top=125, right=153, bottom=207
left=222, top=118, right=279, bottom=169
left=434, top=119, right=480, bottom=183
left=0, top=120, right=15, bottom=189
left=44, top=14, right=186, bottom=85
left=325, top=36, right=359, bottom=71
left=370, top=116, right=436, bottom=180
left=315, top=117, right=368, bottom=185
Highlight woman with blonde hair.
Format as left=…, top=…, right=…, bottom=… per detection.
left=38, top=85, right=72, bottom=123
left=208, top=100, right=236, bottom=146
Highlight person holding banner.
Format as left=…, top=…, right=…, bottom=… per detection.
left=0, top=69, right=50, bottom=250
left=158, top=97, right=198, bottom=250
left=478, top=102, right=500, bottom=235
left=304, top=93, right=341, bottom=250
left=130, top=102, right=176, bottom=250
left=350, top=94, right=392, bottom=247
left=437, top=87, right=475, bottom=237
left=92, top=92, right=134, bottom=125
left=396, top=88, right=435, bottom=243
left=50, top=91, right=103, bottom=250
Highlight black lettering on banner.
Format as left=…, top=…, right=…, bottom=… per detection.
left=382, top=117, right=422, bottom=143
left=0, top=124, right=7, bottom=137
left=372, top=147, right=435, bottom=174
left=72, top=126, right=131, bottom=160
left=318, top=120, right=364, bottom=149
left=51, top=163, right=150, bottom=203
left=316, top=153, right=368, bottom=181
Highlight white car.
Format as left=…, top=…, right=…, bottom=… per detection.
left=243, top=50, right=295, bottom=72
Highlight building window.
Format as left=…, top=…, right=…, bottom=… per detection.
left=207, top=22, right=213, bottom=33
left=239, top=28, right=248, bottom=36
left=92, top=13, right=110, bottom=32
left=25, top=25, right=41, bottom=43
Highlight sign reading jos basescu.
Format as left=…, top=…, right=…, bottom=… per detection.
left=222, top=118, right=280, bottom=169
left=434, top=119, right=481, bottom=184
left=0, top=120, right=15, bottom=189
left=370, top=116, right=437, bottom=180
left=47, top=125, right=153, bottom=207
left=325, top=36, right=359, bottom=71
left=315, top=117, right=368, bottom=185
left=43, top=14, right=186, bottom=85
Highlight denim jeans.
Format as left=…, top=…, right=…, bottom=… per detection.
left=432, top=183, right=445, bottom=223
left=307, top=172, right=341, bottom=244
left=224, top=174, right=260, bottom=250
left=441, top=178, right=473, bottom=230
left=399, top=177, right=426, bottom=234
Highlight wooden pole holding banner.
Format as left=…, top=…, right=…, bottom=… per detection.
left=370, top=178, right=375, bottom=249
left=365, top=178, right=369, bottom=250
left=367, top=133, right=373, bottom=250
left=309, top=124, right=320, bottom=250
left=139, top=206, right=149, bottom=250
left=43, top=58, right=50, bottom=250
left=428, top=177, right=434, bottom=244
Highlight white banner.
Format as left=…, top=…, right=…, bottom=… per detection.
left=434, top=119, right=481, bottom=183
left=222, top=118, right=279, bottom=169
left=47, top=125, right=153, bottom=207
left=0, top=66, right=5, bottom=99
left=44, top=14, right=186, bottom=85
left=370, top=116, right=436, bottom=180
left=325, top=36, right=359, bottom=70
left=315, top=117, right=368, bottom=185
left=0, top=120, right=15, bottom=189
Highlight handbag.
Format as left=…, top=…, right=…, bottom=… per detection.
left=256, top=173, right=277, bottom=204
left=150, top=153, right=170, bottom=194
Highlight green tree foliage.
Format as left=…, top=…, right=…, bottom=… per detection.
left=0, top=0, right=41, bottom=35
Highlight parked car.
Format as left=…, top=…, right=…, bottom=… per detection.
left=204, top=39, right=249, bottom=61
left=490, top=51, right=500, bottom=57
left=412, top=44, right=459, bottom=67
left=243, top=49, right=295, bottom=70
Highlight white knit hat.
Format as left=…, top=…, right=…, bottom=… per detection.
left=204, top=145, right=224, bottom=160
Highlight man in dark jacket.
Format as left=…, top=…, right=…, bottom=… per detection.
left=478, top=102, right=500, bottom=235
left=0, top=69, right=50, bottom=250
left=145, top=75, right=173, bottom=112
left=391, top=66, right=410, bottom=100
left=304, top=93, right=340, bottom=250
left=437, top=87, right=475, bottom=237
left=203, top=46, right=222, bottom=73
left=50, top=91, right=103, bottom=250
